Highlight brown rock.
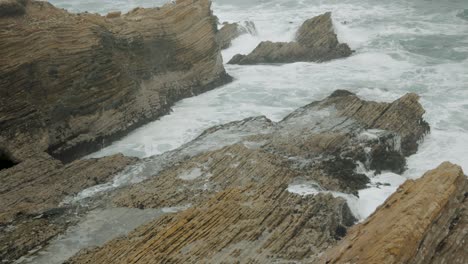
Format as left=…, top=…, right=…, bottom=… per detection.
left=66, top=90, right=429, bottom=263
left=0, top=153, right=136, bottom=261
left=0, top=0, right=231, bottom=162
left=105, top=11, right=121, bottom=19
left=320, top=162, right=467, bottom=264
left=228, top=12, right=352, bottom=64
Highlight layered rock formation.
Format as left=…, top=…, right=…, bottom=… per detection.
left=0, top=0, right=233, bottom=262
left=0, top=0, right=231, bottom=162
left=66, top=90, right=429, bottom=263
left=321, top=162, right=467, bottom=264
left=0, top=153, right=136, bottom=262
left=228, top=12, right=352, bottom=65
left=217, top=21, right=257, bottom=49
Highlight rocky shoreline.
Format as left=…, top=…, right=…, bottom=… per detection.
left=0, top=1, right=466, bottom=264
left=65, top=90, right=430, bottom=263
left=0, top=0, right=231, bottom=163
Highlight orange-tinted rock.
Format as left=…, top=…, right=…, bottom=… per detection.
left=320, top=162, right=467, bottom=264
left=66, top=91, right=429, bottom=263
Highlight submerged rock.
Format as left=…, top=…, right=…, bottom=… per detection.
left=228, top=12, right=352, bottom=64
left=0, top=0, right=231, bottom=163
left=217, top=21, right=257, bottom=49
left=66, top=90, right=428, bottom=263
left=320, top=162, right=467, bottom=264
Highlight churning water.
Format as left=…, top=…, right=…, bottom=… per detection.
left=50, top=0, right=467, bottom=223
left=23, top=1, right=466, bottom=262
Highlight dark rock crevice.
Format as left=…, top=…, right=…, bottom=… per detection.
left=0, top=149, right=17, bottom=171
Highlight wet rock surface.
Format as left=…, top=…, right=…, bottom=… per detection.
left=228, top=12, right=352, bottom=64
left=0, top=153, right=136, bottom=262
left=0, top=0, right=231, bottom=163
left=65, top=90, right=428, bottom=263
left=320, top=162, right=468, bottom=264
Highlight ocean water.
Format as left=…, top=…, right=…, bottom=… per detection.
left=49, top=0, right=467, bottom=221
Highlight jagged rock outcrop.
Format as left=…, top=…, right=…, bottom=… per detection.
left=228, top=12, right=352, bottom=64
left=320, top=162, right=467, bottom=264
left=66, top=90, right=428, bottom=263
left=0, top=0, right=231, bottom=162
left=216, top=21, right=257, bottom=49
left=0, top=153, right=136, bottom=262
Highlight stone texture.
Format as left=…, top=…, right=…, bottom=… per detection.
left=228, top=12, right=352, bottom=64
left=0, top=0, right=26, bottom=17
left=0, top=152, right=136, bottom=262
left=66, top=90, right=428, bottom=263
left=0, top=0, right=231, bottom=162
left=320, top=162, right=467, bottom=264
left=216, top=21, right=257, bottom=49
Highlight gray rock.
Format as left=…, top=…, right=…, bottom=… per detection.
left=217, top=21, right=257, bottom=49
left=228, top=12, right=353, bottom=64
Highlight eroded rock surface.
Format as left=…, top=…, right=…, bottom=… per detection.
left=217, top=21, right=257, bottom=49
left=0, top=0, right=231, bottom=162
left=66, top=90, right=428, bottom=263
left=320, top=162, right=467, bottom=264
left=0, top=153, right=136, bottom=262
left=228, top=12, right=352, bottom=64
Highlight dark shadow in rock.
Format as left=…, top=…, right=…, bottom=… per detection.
left=0, top=149, right=18, bottom=171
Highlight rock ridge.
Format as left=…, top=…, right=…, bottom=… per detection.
left=0, top=0, right=231, bottom=163
left=320, top=162, right=467, bottom=264
left=65, top=90, right=429, bottom=263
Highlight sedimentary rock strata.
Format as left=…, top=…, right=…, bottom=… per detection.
left=217, top=21, right=257, bottom=49
left=320, top=162, right=467, bottom=264
left=0, top=153, right=136, bottom=262
left=0, top=0, right=231, bottom=162
left=228, top=12, right=352, bottom=64
left=66, top=90, right=428, bottom=263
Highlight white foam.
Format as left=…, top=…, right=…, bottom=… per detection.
left=178, top=168, right=203, bottom=181
left=287, top=171, right=407, bottom=221
left=51, top=0, right=467, bottom=222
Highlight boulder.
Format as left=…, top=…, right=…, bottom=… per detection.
left=0, top=0, right=231, bottom=163
left=320, top=162, right=467, bottom=264
left=228, top=12, right=352, bottom=64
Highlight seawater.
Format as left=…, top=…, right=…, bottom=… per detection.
left=49, top=0, right=468, bottom=223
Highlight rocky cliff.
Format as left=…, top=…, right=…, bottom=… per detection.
left=321, top=162, right=467, bottom=264
left=228, top=12, right=352, bottom=65
left=0, top=0, right=231, bottom=162
left=65, top=90, right=428, bottom=263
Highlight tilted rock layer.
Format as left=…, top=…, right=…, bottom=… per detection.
left=228, top=12, right=352, bottom=64
left=67, top=90, right=428, bottom=263
left=0, top=0, right=231, bottom=162
left=321, top=162, right=467, bottom=264
left=0, top=153, right=136, bottom=262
